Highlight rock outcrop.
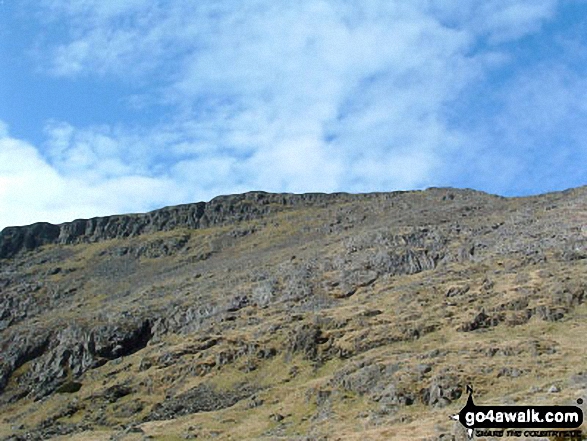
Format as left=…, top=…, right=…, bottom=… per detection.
left=0, top=192, right=352, bottom=258
left=0, top=189, right=494, bottom=259
left=1, top=186, right=587, bottom=440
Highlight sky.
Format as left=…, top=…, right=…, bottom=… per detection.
left=1, top=0, right=587, bottom=229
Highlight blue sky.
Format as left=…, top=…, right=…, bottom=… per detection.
left=1, top=0, right=587, bottom=229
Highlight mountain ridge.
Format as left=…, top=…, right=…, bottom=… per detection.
left=0, top=188, right=499, bottom=259
left=1, top=185, right=586, bottom=441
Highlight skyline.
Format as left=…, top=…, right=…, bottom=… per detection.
left=1, top=1, right=587, bottom=229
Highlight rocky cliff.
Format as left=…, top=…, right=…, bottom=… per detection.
left=0, top=186, right=586, bottom=441
left=0, top=192, right=382, bottom=258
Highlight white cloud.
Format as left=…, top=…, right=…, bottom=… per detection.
left=426, top=0, right=558, bottom=43
left=246, top=136, right=344, bottom=193
left=3, top=0, right=583, bottom=227
left=43, top=121, right=133, bottom=181
left=476, top=0, right=558, bottom=43
left=0, top=129, right=73, bottom=228
left=0, top=124, right=184, bottom=229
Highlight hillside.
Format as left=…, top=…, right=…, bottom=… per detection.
left=0, top=187, right=586, bottom=441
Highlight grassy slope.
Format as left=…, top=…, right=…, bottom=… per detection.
left=1, top=187, right=586, bottom=440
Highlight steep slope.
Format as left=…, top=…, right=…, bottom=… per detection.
left=0, top=187, right=586, bottom=440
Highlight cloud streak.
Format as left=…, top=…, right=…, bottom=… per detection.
left=1, top=0, right=586, bottom=228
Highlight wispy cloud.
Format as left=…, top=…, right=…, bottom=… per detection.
left=1, top=0, right=586, bottom=228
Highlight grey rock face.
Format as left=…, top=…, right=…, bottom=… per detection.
left=287, top=324, right=325, bottom=361
left=1, top=186, right=587, bottom=438
left=0, top=223, right=60, bottom=258
left=0, top=187, right=499, bottom=259
left=0, top=331, right=51, bottom=396
left=148, top=383, right=257, bottom=421
left=459, top=311, right=504, bottom=332
left=1, top=319, right=152, bottom=399
left=421, top=374, right=463, bottom=408
left=0, top=192, right=386, bottom=259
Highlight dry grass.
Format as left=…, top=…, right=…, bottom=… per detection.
left=3, top=187, right=587, bottom=440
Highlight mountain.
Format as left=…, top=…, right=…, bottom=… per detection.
left=0, top=187, right=586, bottom=440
